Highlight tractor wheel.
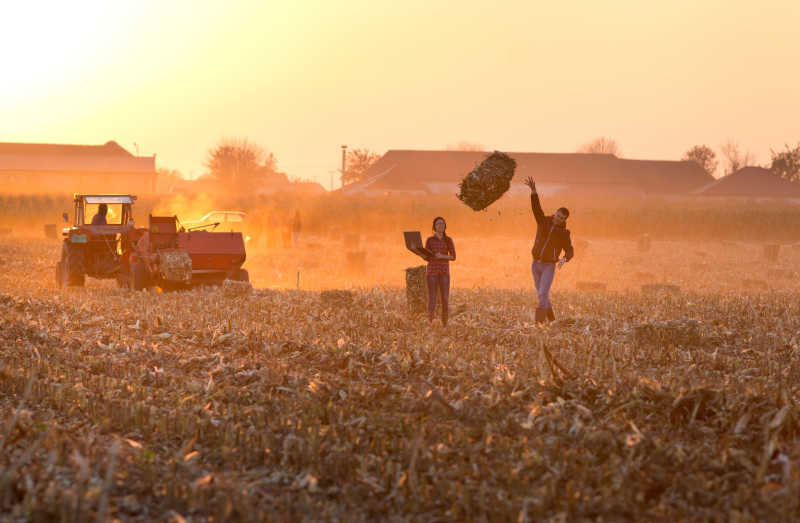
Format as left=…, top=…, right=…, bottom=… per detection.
left=55, top=262, right=63, bottom=288
left=235, top=268, right=250, bottom=283
left=61, top=242, right=85, bottom=287
left=130, top=261, right=148, bottom=291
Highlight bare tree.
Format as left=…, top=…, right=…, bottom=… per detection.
left=577, top=137, right=621, bottom=157
left=205, top=139, right=278, bottom=193
left=682, top=145, right=718, bottom=177
left=769, top=143, right=800, bottom=182
left=445, top=141, right=486, bottom=152
left=719, top=139, right=756, bottom=176
left=341, top=149, right=381, bottom=186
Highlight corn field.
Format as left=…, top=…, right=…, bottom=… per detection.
left=1, top=225, right=800, bottom=520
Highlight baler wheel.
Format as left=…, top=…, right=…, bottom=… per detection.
left=130, top=261, right=148, bottom=291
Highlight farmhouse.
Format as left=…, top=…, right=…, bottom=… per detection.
left=341, top=150, right=713, bottom=197
left=693, top=166, right=800, bottom=199
left=0, top=141, right=157, bottom=194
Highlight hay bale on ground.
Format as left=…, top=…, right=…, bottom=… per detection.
left=320, top=290, right=354, bottom=307
left=457, top=151, right=517, bottom=211
left=405, top=266, right=428, bottom=313
left=641, top=283, right=681, bottom=295
left=576, top=281, right=606, bottom=292
left=43, top=224, right=57, bottom=239
left=742, top=279, right=768, bottom=290
left=632, top=318, right=701, bottom=347
left=636, top=234, right=651, bottom=252
left=767, top=268, right=795, bottom=280
left=222, top=279, right=252, bottom=296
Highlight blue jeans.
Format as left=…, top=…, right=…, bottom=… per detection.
left=531, top=261, right=555, bottom=309
left=426, top=274, right=450, bottom=319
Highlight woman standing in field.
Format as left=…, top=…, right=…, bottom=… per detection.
left=425, top=217, right=456, bottom=326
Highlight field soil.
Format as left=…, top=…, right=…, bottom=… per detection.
left=1, top=235, right=800, bottom=521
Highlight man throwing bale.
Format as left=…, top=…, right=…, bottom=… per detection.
left=524, top=176, right=573, bottom=324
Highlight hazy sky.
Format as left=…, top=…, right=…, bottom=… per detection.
left=2, top=0, right=799, bottom=187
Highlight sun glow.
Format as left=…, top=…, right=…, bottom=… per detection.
left=2, top=3, right=119, bottom=103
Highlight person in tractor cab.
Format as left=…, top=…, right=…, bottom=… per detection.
left=91, top=204, right=108, bottom=225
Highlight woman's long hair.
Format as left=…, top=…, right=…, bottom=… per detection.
left=432, top=216, right=451, bottom=241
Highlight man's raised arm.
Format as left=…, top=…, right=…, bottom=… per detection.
left=524, top=176, right=545, bottom=224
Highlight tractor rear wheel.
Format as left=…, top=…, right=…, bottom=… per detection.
left=61, top=242, right=85, bottom=287
left=130, top=261, right=147, bottom=291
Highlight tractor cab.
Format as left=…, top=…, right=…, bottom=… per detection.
left=57, top=194, right=138, bottom=287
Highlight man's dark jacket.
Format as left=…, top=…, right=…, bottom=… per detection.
left=531, top=192, right=574, bottom=263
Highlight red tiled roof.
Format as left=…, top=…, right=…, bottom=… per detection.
left=0, top=141, right=154, bottom=174
left=694, top=167, right=800, bottom=197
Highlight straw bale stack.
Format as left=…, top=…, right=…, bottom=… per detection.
left=457, top=151, right=517, bottom=211
left=159, top=250, right=192, bottom=283
left=632, top=318, right=701, bottom=347
left=320, top=290, right=354, bottom=308
left=222, top=279, right=252, bottom=296
left=405, top=265, right=428, bottom=313
left=641, top=283, right=680, bottom=295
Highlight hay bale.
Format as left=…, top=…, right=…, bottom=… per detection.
left=320, top=290, right=354, bottom=307
left=576, top=281, right=606, bottom=292
left=641, top=283, right=681, bottom=295
left=767, top=268, right=795, bottom=280
left=457, top=151, right=517, bottom=211
left=222, top=279, right=252, bottom=296
left=636, top=234, right=651, bottom=252
left=742, top=278, right=768, bottom=290
left=632, top=318, right=701, bottom=347
left=159, top=250, right=192, bottom=283
left=405, top=266, right=428, bottom=313
left=43, top=223, right=57, bottom=239
left=763, top=244, right=780, bottom=262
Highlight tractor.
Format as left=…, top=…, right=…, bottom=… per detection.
left=56, top=194, right=249, bottom=289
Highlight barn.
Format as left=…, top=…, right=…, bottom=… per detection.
left=0, top=141, right=157, bottom=194
left=341, top=150, right=713, bottom=197
left=693, top=166, right=800, bottom=199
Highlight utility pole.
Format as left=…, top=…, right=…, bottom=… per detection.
left=340, top=144, right=347, bottom=190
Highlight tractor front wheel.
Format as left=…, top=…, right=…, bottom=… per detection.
left=61, top=242, right=85, bottom=287
left=130, top=261, right=148, bottom=291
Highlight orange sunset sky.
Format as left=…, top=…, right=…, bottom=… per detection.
left=2, top=0, right=798, bottom=188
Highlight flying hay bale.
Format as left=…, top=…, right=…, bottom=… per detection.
left=457, top=151, right=517, bottom=211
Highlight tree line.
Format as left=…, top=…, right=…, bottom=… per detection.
left=162, top=137, right=800, bottom=194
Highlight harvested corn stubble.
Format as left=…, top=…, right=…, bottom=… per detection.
left=457, top=151, right=517, bottom=211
